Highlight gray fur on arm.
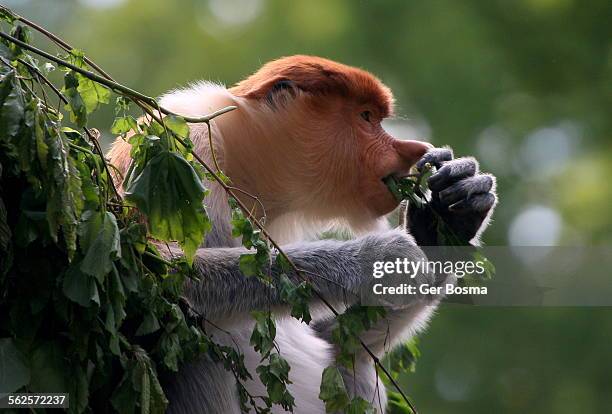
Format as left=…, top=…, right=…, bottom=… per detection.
left=183, top=229, right=442, bottom=324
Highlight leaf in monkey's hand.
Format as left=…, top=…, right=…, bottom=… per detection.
left=383, top=176, right=403, bottom=202
left=383, top=175, right=423, bottom=208
left=124, top=151, right=211, bottom=263
left=383, top=164, right=434, bottom=209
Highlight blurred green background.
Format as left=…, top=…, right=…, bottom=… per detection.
left=6, top=0, right=612, bottom=412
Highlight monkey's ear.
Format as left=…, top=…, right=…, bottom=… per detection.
left=265, top=79, right=298, bottom=106
left=231, top=76, right=298, bottom=103
left=269, top=79, right=295, bottom=94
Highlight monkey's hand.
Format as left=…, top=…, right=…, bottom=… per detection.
left=406, top=148, right=497, bottom=246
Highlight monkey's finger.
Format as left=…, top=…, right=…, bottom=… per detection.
left=428, top=157, right=478, bottom=192
left=448, top=192, right=497, bottom=213
left=438, top=174, right=494, bottom=206
left=415, top=148, right=453, bottom=171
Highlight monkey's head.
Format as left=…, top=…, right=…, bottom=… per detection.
left=224, top=55, right=430, bottom=230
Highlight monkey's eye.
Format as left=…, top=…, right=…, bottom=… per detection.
left=360, top=111, right=372, bottom=123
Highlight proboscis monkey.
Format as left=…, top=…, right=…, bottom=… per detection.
left=107, top=55, right=496, bottom=413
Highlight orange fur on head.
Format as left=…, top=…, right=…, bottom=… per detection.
left=107, top=56, right=430, bottom=240
left=230, top=55, right=394, bottom=119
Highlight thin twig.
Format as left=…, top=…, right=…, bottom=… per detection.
left=226, top=185, right=267, bottom=225
left=206, top=121, right=222, bottom=173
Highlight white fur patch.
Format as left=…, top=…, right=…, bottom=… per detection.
left=159, top=81, right=236, bottom=118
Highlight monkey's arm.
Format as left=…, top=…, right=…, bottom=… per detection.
left=184, top=229, right=439, bottom=324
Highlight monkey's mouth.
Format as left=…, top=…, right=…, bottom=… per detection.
left=381, top=170, right=417, bottom=202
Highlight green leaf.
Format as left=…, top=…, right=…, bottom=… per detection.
left=111, top=365, right=138, bottom=413
left=124, top=151, right=210, bottom=263
left=63, top=71, right=87, bottom=127
left=0, top=338, right=30, bottom=396
left=383, top=176, right=403, bottom=202
left=30, top=342, right=68, bottom=393
left=239, top=253, right=259, bottom=277
left=275, top=253, right=292, bottom=272
left=43, top=62, right=55, bottom=73
left=250, top=311, right=276, bottom=357
left=76, top=72, right=110, bottom=114
left=0, top=70, right=25, bottom=141
left=141, top=361, right=151, bottom=414
left=0, top=197, right=11, bottom=253
left=331, top=305, right=386, bottom=367
left=109, top=265, right=127, bottom=326
left=69, top=365, right=89, bottom=414
left=388, top=339, right=421, bottom=376
left=319, top=366, right=349, bottom=412
left=473, top=251, right=496, bottom=279
left=0, top=7, right=16, bottom=23
left=256, top=353, right=294, bottom=411
left=34, top=112, right=48, bottom=169
left=231, top=208, right=254, bottom=240
left=62, top=264, right=99, bottom=307
left=114, top=96, right=130, bottom=114
left=159, top=332, right=182, bottom=372
left=164, top=115, right=189, bottom=138
left=347, top=397, right=376, bottom=414
left=78, top=210, right=120, bottom=283
left=386, top=391, right=415, bottom=414
left=111, top=116, right=138, bottom=135
left=44, top=126, right=84, bottom=258
left=278, top=274, right=312, bottom=324
left=148, top=363, right=169, bottom=414
left=136, top=312, right=161, bottom=336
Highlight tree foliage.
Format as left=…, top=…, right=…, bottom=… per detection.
left=0, top=18, right=214, bottom=414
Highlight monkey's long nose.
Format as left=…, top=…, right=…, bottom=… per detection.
left=393, top=139, right=433, bottom=167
